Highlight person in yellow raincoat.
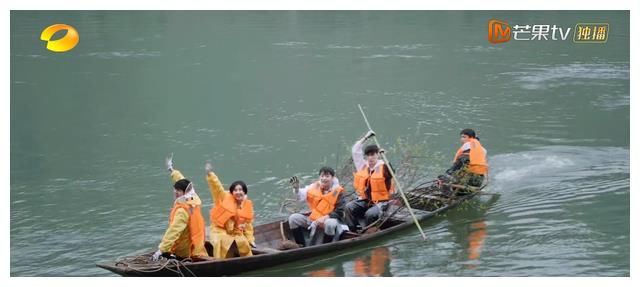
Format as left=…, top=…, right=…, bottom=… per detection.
left=151, top=155, right=207, bottom=261
left=205, top=161, right=255, bottom=259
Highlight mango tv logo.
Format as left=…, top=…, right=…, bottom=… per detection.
left=487, top=19, right=604, bottom=44
left=40, top=24, right=79, bottom=52
left=488, top=19, right=511, bottom=43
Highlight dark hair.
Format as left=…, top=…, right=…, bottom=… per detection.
left=460, top=128, right=476, bottom=139
left=174, top=179, right=191, bottom=192
left=229, top=180, right=248, bottom=194
left=364, top=145, right=380, bottom=155
left=318, top=166, right=335, bottom=177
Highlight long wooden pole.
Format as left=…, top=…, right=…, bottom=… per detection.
left=357, top=104, right=427, bottom=240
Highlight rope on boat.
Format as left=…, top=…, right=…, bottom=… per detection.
left=114, top=254, right=197, bottom=277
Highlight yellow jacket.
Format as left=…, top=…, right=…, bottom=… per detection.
left=206, top=171, right=254, bottom=258
left=157, top=170, right=207, bottom=258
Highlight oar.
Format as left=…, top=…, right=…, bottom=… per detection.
left=357, top=104, right=428, bottom=240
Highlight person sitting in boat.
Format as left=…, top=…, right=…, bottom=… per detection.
left=345, top=130, right=395, bottom=232
left=288, top=166, right=346, bottom=247
left=205, top=161, right=255, bottom=258
left=444, top=128, right=488, bottom=187
left=151, top=155, right=207, bottom=261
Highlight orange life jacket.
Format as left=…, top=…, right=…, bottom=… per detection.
left=168, top=202, right=206, bottom=257
left=453, top=138, right=488, bottom=176
left=210, top=193, right=254, bottom=230
left=353, top=164, right=394, bottom=203
left=306, top=183, right=344, bottom=221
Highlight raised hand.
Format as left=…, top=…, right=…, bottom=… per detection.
left=360, top=130, right=376, bottom=143
left=165, top=153, right=174, bottom=171
left=365, top=130, right=376, bottom=140
left=289, top=176, right=300, bottom=191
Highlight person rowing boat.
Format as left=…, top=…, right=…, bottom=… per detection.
left=344, top=130, right=395, bottom=232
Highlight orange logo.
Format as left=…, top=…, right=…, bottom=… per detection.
left=488, top=19, right=511, bottom=43
left=40, top=24, right=79, bottom=52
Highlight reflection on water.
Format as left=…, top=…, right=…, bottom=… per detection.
left=444, top=194, right=500, bottom=271
left=462, top=195, right=500, bottom=269
left=304, top=246, right=392, bottom=277
left=353, top=247, right=392, bottom=277
left=306, top=268, right=340, bottom=277
left=466, top=221, right=487, bottom=268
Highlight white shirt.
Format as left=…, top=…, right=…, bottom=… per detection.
left=296, top=177, right=340, bottom=202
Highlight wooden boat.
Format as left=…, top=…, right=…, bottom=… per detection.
left=96, top=182, right=481, bottom=277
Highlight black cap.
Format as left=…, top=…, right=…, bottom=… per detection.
left=364, top=145, right=380, bottom=155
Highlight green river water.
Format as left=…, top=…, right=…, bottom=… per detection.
left=10, top=11, right=629, bottom=276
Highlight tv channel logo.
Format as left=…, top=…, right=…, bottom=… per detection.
left=488, top=19, right=511, bottom=43
left=488, top=19, right=608, bottom=44
left=40, top=24, right=79, bottom=52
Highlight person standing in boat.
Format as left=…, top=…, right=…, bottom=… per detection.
left=288, top=166, right=346, bottom=246
left=151, top=155, right=207, bottom=261
left=345, top=130, right=395, bottom=232
left=205, top=161, right=256, bottom=258
left=445, top=128, right=488, bottom=187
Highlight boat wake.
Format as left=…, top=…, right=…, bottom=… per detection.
left=488, top=145, right=629, bottom=194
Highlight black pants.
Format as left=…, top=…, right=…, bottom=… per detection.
left=344, top=199, right=389, bottom=231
